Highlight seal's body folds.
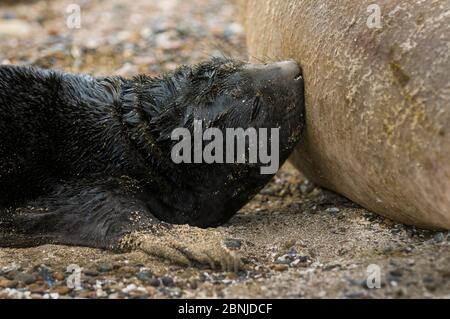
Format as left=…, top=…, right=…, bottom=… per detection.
left=0, top=59, right=304, bottom=250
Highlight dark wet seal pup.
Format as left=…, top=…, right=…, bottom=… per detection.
left=0, top=58, right=304, bottom=268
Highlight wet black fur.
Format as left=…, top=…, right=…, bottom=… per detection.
left=0, top=58, right=304, bottom=249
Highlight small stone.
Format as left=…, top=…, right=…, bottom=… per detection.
left=30, top=293, right=43, bottom=299
left=53, top=272, right=65, bottom=281
left=273, top=264, right=289, bottom=272
left=137, top=271, right=153, bottom=282
left=161, top=276, right=174, bottom=287
left=122, top=284, right=137, bottom=293
left=149, top=278, right=160, bottom=287
left=0, top=278, right=17, bottom=288
left=434, top=232, right=445, bottom=243
left=300, top=181, right=314, bottom=194
left=282, top=239, right=297, bottom=251
left=146, top=287, right=157, bottom=296
left=325, top=207, right=340, bottom=213
left=323, top=263, right=340, bottom=271
left=84, top=269, right=99, bottom=277
left=119, top=266, right=136, bottom=278
left=224, top=22, right=243, bottom=38
left=227, top=272, right=239, bottom=280
left=0, top=19, right=31, bottom=37
left=5, top=270, right=18, bottom=280
left=115, top=63, right=138, bottom=77
left=97, top=263, right=113, bottom=273
left=154, top=31, right=182, bottom=50
left=223, top=238, right=242, bottom=249
left=28, top=283, right=46, bottom=294
left=96, top=288, right=107, bottom=298
left=189, top=279, right=198, bottom=290
left=14, top=272, right=37, bottom=285
left=52, top=286, right=70, bottom=295
left=389, top=269, right=403, bottom=278
left=275, top=255, right=292, bottom=265
left=388, top=275, right=399, bottom=286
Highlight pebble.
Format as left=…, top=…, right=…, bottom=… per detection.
left=146, top=287, right=157, bottom=296
left=189, top=279, right=198, bottom=290
left=84, top=269, right=99, bottom=277
left=300, top=181, right=315, bottom=194
left=4, top=270, right=18, bottom=280
left=28, top=283, right=46, bottom=294
left=0, top=278, right=17, bottom=288
left=323, top=263, right=341, bottom=271
left=388, top=275, right=399, bottom=286
left=14, top=272, right=37, bottom=285
left=53, top=272, right=65, bottom=281
left=96, top=288, right=107, bottom=298
left=52, top=286, right=70, bottom=295
left=154, top=31, right=182, bottom=50
left=149, top=278, right=161, bottom=287
left=433, top=232, right=445, bottom=243
left=223, top=238, right=242, bottom=249
left=273, top=264, right=289, bottom=272
left=0, top=19, right=31, bottom=37
left=162, top=276, right=174, bottom=287
left=325, top=207, right=340, bottom=214
left=137, top=271, right=153, bottom=283
left=122, top=284, right=137, bottom=294
left=389, top=269, right=403, bottom=278
left=282, top=239, right=297, bottom=250
left=347, top=278, right=366, bottom=288
left=275, top=255, right=292, bottom=265
left=115, top=63, right=139, bottom=77
left=223, top=22, right=243, bottom=38
left=97, top=263, right=113, bottom=273
left=120, top=266, right=136, bottom=273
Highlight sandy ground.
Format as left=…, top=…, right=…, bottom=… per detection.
left=0, top=0, right=449, bottom=299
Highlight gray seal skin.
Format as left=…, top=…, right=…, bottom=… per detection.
left=0, top=58, right=304, bottom=250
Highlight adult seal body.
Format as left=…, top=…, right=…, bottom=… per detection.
left=238, top=0, right=450, bottom=230
left=0, top=59, right=305, bottom=255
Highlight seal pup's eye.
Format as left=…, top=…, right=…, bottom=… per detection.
left=250, top=95, right=262, bottom=121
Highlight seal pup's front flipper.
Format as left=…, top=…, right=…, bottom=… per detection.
left=0, top=177, right=157, bottom=248
left=0, top=176, right=242, bottom=270
left=121, top=226, right=242, bottom=272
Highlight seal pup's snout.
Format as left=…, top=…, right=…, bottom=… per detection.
left=242, top=60, right=303, bottom=86
left=240, top=60, right=305, bottom=125
left=272, top=60, right=303, bottom=81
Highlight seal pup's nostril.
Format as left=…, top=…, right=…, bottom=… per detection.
left=294, top=73, right=303, bottom=81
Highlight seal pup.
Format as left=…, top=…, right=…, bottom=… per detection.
left=0, top=58, right=304, bottom=268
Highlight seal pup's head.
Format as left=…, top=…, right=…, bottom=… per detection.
left=135, top=58, right=305, bottom=227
